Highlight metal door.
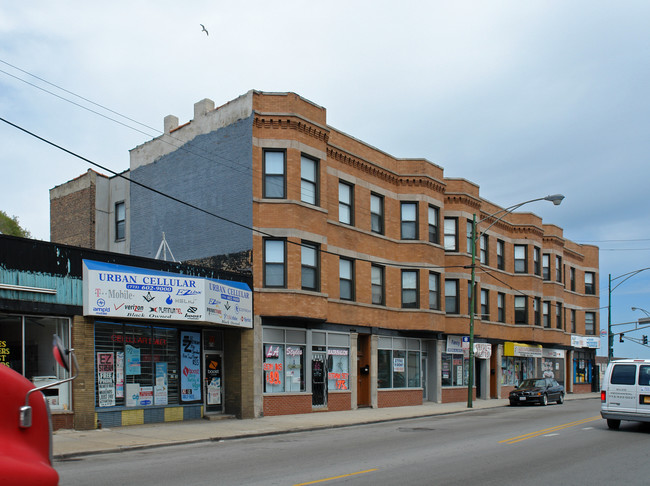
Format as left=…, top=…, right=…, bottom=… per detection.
left=421, top=356, right=428, bottom=400
left=312, top=352, right=327, bottom=407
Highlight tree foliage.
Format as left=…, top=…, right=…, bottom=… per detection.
left=0, top=210, right=31, bottom=238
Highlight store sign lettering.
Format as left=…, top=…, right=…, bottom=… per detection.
left=264, top=363, right=283, bottom=385
left=111, top=335, right=167, bottom=346
left=266, top=346, right=281, bottom=358
left=0, top=340, right=10, bottom=367
left=328, top=372, right=349, bottom=390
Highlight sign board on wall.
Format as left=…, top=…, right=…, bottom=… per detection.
left=82, top=260, right=252, bottom=328
left=446, top=335, right=464, bottom=354
left=571, top=335, right=601, bottom=349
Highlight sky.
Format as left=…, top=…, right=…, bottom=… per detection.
left=1, top=1, right=649, bottom=358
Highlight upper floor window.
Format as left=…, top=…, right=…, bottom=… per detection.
left=371, top=265, right=385, bottom=305
left=570, top=267, right=576, bottom=292
left=263, top=150, right=286, bottom=198
left=585, top=272, right=595, bottom=295
left=514, top=296, right=527, bottom=324
left=585, top=312, right=595, bottom=335
left=445, top=279, right=459, bottom=314
left=300, top=241, right=319, bottom=291
left=497, top=293, right=505, bottom=322
left=115, top=201, right=126, bottom=241
left=300, top=155, right=318, bottom=205
left=496, top=240, right=505, bottom=270
left=556, top=303, right=563, bottom=329
left=571, top=309, right=576, bottom=333
left=514, top=245, right=527, bottom=274
left=338, top=181, right=354, bottom=225
left=533, top=247, right=541, bottom=276
left=480, top=235, right=488, bottom=265
left=543, top=301, right=550, bottom=328
left=401, top=270, right=419, bottom=308
left=339, top=258, right=355, bottom=301
left=534, top=297, right=541, bottom=326
left=556, top=256, right=563, bottom=283
left=401, top=202, right=418, bottom=240
left=370, top=193, right=384, bottom=235
left=444, top=218, right=458, bottom=251
left=480, top=289, right=489, bottom=320
left=264, top=239, right=286, bottom=288
left=542, top=254, right=551, bottom=280
left=428, top=205, right=439, bottom=244
left=466, top=220, right=474, bottom=253
left=468, top=282, right=476, bottom=315
left=429, top=272, right=440, bottom=310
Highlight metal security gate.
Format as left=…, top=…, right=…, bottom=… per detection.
left=312, top=352, right=327, bottom=408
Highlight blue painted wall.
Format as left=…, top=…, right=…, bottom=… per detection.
left=130, top=116, right=254, bottom=262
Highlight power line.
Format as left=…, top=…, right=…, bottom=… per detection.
left=0, top=115, right=463, bottom=273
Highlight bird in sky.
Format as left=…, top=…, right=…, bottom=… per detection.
left=200, top=24, right=209, bottom=36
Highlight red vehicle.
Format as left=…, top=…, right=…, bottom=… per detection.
left=0, top=336, right=77, bottom=486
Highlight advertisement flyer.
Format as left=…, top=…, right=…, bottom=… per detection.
left=180, top=331, right=201, bottom=401
left=155, top=362, right=168, bottom=405
left=97, top=352, right=115, bottom=407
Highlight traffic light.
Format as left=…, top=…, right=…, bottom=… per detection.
left=644, top=335, right=648, bottom=345
left=620, top=333, right=625, bottom=343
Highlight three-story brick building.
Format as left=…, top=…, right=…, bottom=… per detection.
left=50, top=90, right=600, bottom=421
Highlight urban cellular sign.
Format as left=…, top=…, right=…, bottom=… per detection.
left=82, top=260, right=252, bottom=328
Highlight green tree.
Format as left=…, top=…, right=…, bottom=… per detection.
left=0, top=210, right=31, bottom=238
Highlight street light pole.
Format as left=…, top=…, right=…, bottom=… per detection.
left=467, top=194, right=564, bottom=408
left=607, top=268, right=650, bottom=362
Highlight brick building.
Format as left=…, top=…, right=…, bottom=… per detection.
left=50, top=90, right=600, bottom=423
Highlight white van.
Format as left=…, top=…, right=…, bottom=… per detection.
left=601, top=359, right=650, bottom=429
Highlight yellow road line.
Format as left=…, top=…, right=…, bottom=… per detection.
left=500, top=416, right=601, bottom=445
left=293, top=469, right=378, bottom=486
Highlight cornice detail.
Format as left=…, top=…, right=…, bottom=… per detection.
left=445, top=194, right=481, bottom=210
left=254, top=115, right=329, bottom=143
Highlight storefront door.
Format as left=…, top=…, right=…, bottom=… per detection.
left=421, top=356, right=428, bottom=400
left=204, top=353, right=223, bottom=413
left=312, top=352, right=327, bottom=408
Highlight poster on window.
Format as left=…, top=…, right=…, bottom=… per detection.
left=97, top=352, right=115, bottom=407
left=181, top=331, right=201, bottom=401
left=155, top=362, right=168, bottom=405
left=116, top=351, right=124, bottom=398
left=126, top=383, right=141, bottom=407
left=125, top=344, right=141, bottom=375
left=394, top=358, right=405, bottom=373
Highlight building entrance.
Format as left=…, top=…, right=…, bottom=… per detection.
left=312, top=351, right=327, bottom=408
left=204, top=353, right=223, bottom=413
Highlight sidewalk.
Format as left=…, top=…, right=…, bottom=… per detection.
left=53, top=393, right=599, bottom=460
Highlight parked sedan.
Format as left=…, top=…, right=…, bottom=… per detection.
left=509, top=378, right=565, bottom=406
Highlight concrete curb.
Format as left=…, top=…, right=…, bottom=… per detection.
left=53, top=394, right=600, bottom=460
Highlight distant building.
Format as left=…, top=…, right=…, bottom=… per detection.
left=49, top=91, right=600, bottom=425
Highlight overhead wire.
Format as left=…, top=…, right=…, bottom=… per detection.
left=0, top=115, right=465, bottom=273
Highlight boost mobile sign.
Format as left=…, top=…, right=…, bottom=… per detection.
left=83, top=260, right=252, bottom=328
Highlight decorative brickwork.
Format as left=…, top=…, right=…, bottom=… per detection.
left=377, top=389, right=423, bottom=408
left=327, top=392, right=352, bottom=411
left=442, top=387, right=475, bottom=403
left=263, top=394, right=312, bottom=416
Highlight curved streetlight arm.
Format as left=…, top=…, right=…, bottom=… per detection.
left=475, top=195, right=565, bottom=239
left=467, top=193, right=564, bottom=409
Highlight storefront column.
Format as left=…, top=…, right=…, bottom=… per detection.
left=432, top=339, right=443, bottom=403
left=478, top=357, right=490, bottom=399
left=72, top=315, right=97, bottom=430
left=567, top=349, right=574, bottom=394
left=252, top=316, right=264, bottom=418
left=350, top=333, right=358, bottom=410
left=494, top=344, right=503, bottom=399
left=370, top=334, right=378, bottom=408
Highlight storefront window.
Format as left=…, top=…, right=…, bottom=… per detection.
left=378, top=338, right=421, bottom=389
left=263, top=327, right=307, bottom=393
left=95, top=322, right=184, bottom=408
left=0, top=314, right=23, bottom=372
left=378, top=349, right=392, bottom=388
left=263, top=343, right=285, bottom=393
left=573, top=352, right=593, bottom=384
left=327, top=348, right=349, bottom=390
left=441, top=352, right=470, bottom=387
left=501, top=356, right=535, bottom=386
